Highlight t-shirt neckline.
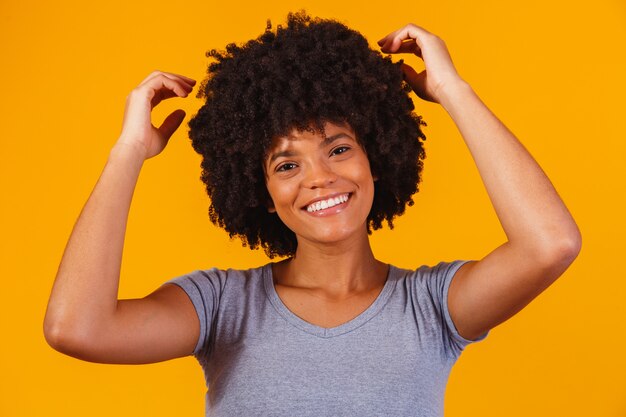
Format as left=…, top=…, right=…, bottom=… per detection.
left=263, top=263, right=398, bottom=338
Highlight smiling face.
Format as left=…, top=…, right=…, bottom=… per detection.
left=264, top=121, right=376, bottom=249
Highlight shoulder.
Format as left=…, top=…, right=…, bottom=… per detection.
left=391, top=260, right=473, bottom=315
left=167, top=263, right=268, bottom=287
left=160, top=264, right=271, bottom=357
left=164, top=264, right=270, bottom=306
left=392, top=260, right=470, bottom=286
left=392, top=260, right=486, bottom=352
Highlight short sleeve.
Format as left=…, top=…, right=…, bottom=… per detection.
left=426, top=260, right=489, bottom=356
left=165, top=268, right=227, bottom=356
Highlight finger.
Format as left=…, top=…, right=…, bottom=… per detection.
left=158, top=109, right=186, bottom=141
left=377, top=31, right=401, bottom=53
left=145, top=75, right=191, bottom=108
left=170, top=73, right=196, bottom=85
left=401, top=63, right=435, bottom=103
left=381, top=34, right=415, bottom=54
left=136, top=81, right=192, bottom=108
left=379, top=24, right=431, bottom=53
left=140, top=71, right=196, bottom=89
left=401, top=63, right=421, bottom=89
left=377, top=33, right=393, bottom=49
left=161, top=72, right=196, bottom=89
left=150, top=73, right=195, bottom=94
left=377, top=28, right=401, bottom=47
left=149, top=87, right=180, bottom=109
left=140, top=70, right=195, bottom=86
left=393, top=39, right=423, bottom=57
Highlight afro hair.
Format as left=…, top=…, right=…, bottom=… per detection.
left=189, top=10, right=427, bottom=258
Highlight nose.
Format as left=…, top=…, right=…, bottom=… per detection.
left=303, top=159, right=337, bottom=189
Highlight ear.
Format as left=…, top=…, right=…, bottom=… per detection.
left=268, top=206, right=276, bottom=213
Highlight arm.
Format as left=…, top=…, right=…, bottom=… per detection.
left=378, top=25, right=582, bottom=341
left=44, top=71, right=200, bottom=364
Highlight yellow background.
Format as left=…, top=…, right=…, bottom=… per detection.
left=1, top=0, right=625, bottom=415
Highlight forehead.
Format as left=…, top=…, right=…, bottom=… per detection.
left=267, top=121, right=355, bottom=151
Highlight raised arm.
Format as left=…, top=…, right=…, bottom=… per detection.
left=378, top=25, right=582, bottom=341
left=44, top=71, right=200, bottom=364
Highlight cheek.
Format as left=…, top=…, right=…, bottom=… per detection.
left=354, top=164, right=376, bottom=205
left=266, top=180, right=297, bottom=210
left=353, top=160, right=375, bottom=186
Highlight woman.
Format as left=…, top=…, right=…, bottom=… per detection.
left=44, top=12, right=581, bottom=416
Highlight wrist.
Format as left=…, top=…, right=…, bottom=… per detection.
left=108, top=140, right=148, bottom=173
left=110, top=139, right=148, bottom=162
left=436, top=79, right=474, bottom=110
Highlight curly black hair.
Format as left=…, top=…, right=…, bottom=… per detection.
left=188, top=10, right=426, bottom=258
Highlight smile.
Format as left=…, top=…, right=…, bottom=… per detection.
left=305, top=193, right=350, bottom=213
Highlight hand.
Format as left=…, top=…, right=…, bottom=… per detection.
left=116, top=71, right=196, bottom=160
left=377, top=24, right=464, bottom=103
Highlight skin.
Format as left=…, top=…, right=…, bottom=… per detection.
left=264, top=122, right=389, bottom=327
left=43, top=24, right=581, bottom=364
left=379, top=25, right=581, bottom=340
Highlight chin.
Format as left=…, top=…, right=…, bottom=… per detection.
left=295, top=224, right=369, bottom=248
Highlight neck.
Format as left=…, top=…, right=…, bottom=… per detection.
left=273, top=229, right=388, bottom=298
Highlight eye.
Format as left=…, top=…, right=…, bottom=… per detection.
left=276, top=162, right=298, bottom=172
left=331, top=146, right=351, bottom=156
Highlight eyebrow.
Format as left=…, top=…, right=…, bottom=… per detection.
left=267, top=133, right=352, bottom=165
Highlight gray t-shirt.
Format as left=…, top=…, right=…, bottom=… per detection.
left=167, top=260, right=487, bottom=416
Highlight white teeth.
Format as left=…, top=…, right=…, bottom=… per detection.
left=306, top=194, right=349, bottom=213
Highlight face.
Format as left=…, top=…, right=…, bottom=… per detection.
left=264, top=121, right=375, bottom=248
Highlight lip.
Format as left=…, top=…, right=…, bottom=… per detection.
left=301, top=192, right=352, bottom=216
left=301, top=192, right=351, bottom=209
